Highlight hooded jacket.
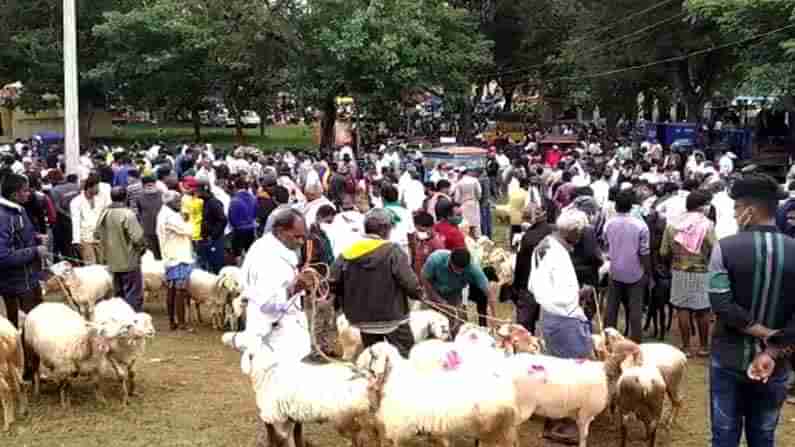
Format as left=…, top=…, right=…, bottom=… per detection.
left=329, top=236, right=422, bottom=327
left=0, top=197, right=41, bottom=295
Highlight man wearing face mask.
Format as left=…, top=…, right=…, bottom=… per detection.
left=411, top=211, right=445, bottom=278
left=433, top=198, right=466, bottom=250
left=707, top=174, right=795, bottom=447
left=236, top=208, right=312, bottom=365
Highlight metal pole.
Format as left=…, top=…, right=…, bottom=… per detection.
left=63, top=0, right=80, bottom=176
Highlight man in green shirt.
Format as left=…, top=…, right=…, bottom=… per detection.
left=422, top=248, right=492, bottom=335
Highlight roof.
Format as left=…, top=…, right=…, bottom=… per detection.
left=424, top=145, right=488, bottom=156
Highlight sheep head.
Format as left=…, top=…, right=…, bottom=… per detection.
left=428, top=316, right=451, bottom=341
left=366, top=354, right=392, bottom=413
left=356, top=342, right=402, bottom=377
left=495, top=324, right=543, bottom=354
left=133, top=313, right=156, bottom=338
left=603, top=327, right=625, bottom=351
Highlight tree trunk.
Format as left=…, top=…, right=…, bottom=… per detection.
left=686, top=97, right=706, bottom=123
left=502, top=85, right=515, bottom=112
left=235, top=115, right=245, bottom=144
left=605, top=109, right=620, bottom=137
left=458, top=95, right=475, bottom=144
left=642, top=92, right=654, bottom=121
left=259, top=111, right=267, bottom=137
left=320, top=94, right=337, bottom=148
left=191, top=108, right=202, bottom=140
left=658, top=96, right=672, bottom=122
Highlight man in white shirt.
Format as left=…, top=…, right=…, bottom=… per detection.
left=70, top=174, right=110, bottom=264
left=399, top=168, right=426, bottom=213
left=157, top=190, right=194, bottom=330
left=719, top=152, right=736, bottom=177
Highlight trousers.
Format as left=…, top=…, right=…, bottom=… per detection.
left=710, top=359, right=789, bottom=447
left=197, top=238, right=224, bottom=274
left=605, top=277, right=646, bottom=343
left=360, top=323, right=415, bottom=358
left=113, top=269, right=144, bottom=312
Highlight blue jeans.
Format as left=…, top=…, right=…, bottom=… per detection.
left=113, top=269, right=143, bottom=312
left=710, top=358, right=790, bottom=447
left=480, top=204, right=492, bottom=239
left=196, top=238, right=224, bottom=274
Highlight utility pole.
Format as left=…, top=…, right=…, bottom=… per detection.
left=63, top=0, right=80, bottom=175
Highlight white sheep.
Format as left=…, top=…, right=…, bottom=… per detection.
left=187, top=268, right=242, bottom=330
left=0, top=315, right=26, bottom=431
left=49, top=262, right=114, bottom=320
left=23, top=302, right=131, bottom=408
left=603, top=328, right=688, bottom=426
left=494, top=324, right=544, bottom=355
left=615, top=353, right=667, bottom=447
left=93, top=298, right=156, bottom=405
left=358, top=342, right=520, bottom=447
left=222, top=332, right=372, bottom=447
left=141, top=251, right=167, bottom=304
left=337, top=310, right=452, bottom=361
left=218, top=266, right=244, bottom=331
left=500, top=340, right=644, bottom=447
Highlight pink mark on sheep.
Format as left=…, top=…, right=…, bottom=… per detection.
left=443, top=350, right=463, bottom=370
left=527, top=364, right=548, bottom=383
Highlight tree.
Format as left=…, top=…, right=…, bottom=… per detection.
left=294, top=0, right=492, bottom=147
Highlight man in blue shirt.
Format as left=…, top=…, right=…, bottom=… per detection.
left=422, top=248, right=492, bottom=335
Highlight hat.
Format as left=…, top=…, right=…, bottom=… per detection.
left=180, top=176, right=199, bottom=191
left=730, top=174, right=788, bottom=201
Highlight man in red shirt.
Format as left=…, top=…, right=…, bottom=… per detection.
left=545, top=144, right=563, bottom=168
left=411, top=211, right=445, bottom=277
left=433, top=198, right=466, bottom=250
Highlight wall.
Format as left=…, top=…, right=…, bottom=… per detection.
left=0, top=106, right=113, bottom=142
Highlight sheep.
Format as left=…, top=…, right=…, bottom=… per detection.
left=615, top=350, right=667, bottom=447
left=23, top=302, right=131, bottom=408
left=495, top=324, right=544, bottom=355
left=501, top=341, right=644, bottom=447
left=186, top=268, right=242, bottom=330
left=93, top=298, right=156, bottom=405
left=603, top=328, right=688, bottom=427
left=358, top=342, right=520, bottom=447
left=408, top=325, right=502, bottom=373
left=0, top=315, right=26, bottom=431
left=49, top=262, right=114, bottom=320
left=218, top=266, right=244, bottom=331
left=141, top=251, right=167, bottom=304
left=337, top=310, right=452, bottom=361
left=221, top=332, right=372, bottom=447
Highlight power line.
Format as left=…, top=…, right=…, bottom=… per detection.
left=568, top=0, right=680, bottom=44
left=551, top=23, right=795, bottom=83
left=481, top=11, right=686, bottom=80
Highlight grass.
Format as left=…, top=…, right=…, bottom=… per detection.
left=108, top=122, right=315, bottom=152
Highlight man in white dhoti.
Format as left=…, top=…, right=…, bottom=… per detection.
left=228, top=208, right=312, bottom=369
left=452, top=167, right=482, bottom=237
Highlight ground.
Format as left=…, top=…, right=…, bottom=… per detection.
left=108, top=123, right=315, bottom=151
left=5, top=298, right=795, bottom=447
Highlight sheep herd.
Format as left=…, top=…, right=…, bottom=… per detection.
left=1, top=255, right=689, bottom=447
left=224, top=317, right=688, bottom=447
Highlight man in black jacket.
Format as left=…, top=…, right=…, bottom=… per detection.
left=197, top=182, right=227, bottom=273
left=135, top=176, right=163, bottom=259
left=329, top=208, right=423, bottom=357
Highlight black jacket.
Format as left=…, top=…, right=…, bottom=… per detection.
left=0, top=198, right=41, bottom=295
left=201, top=196, right=227, bottom=241
left=135, top=189, right=163, bottom=236
left=513, top=222, right=555, bottom=291
left=330, top=237, right=422, bottom=325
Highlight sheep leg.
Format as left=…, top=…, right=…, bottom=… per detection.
left=576, top=415, right=594, bottom=447
left=270, top=421, right=294, bottom=447
left=195, top=303, right=203, bottom=324
left=646, top=421, right=658, bottom=447
left=59, top=380, right=71, bottom=409
left=1, top=391, right=13, bottom=431
left=293, top=422, right=305, bottom=447
left=33, top=372, right=40, bottom=398
left=619, top=414, right=628, bottom=447
left=94, top=377, right=107, bottom=405
left=12, top=369, right=27, bottom=417
left=128, top=364, right=137, bottom=397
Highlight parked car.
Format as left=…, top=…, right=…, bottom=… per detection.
left=240, top=111, right=261, bottom=128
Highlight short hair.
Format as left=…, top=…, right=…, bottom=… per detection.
left=450, top=249, right=471, bottom=269
left=110, top=186, right=127, bottom=203
left=66, top=173, right=79, bottom=184
left=271, top=208, right=304, bottom=233
left=561, top=171, right=573, bottom=183
left=235, top=177, right=249, bottom=190
left=686, top=190, right=712, bottom=212
left=615, top=189, right=635, bottom=213
left=273, top=185, right=290, bottom=204
left=730, top=174, right=786, bottom=217
left=142, top=175, right=156, bottom=185
left=436, top=179, right=451, bottom=191
left=556, top=209, right=588, bottom=234
left=413, top=211, right=435, bottom=228
left=128, top=169, right=140, bottom=179
left=157, top=167, right=172, bottom=180
left=1, top=173, right=28, bottom=200
left=83, top=174, right=100, bottom=191
left=316, top=204, right=336, bottom=221
left=381, top=183, right=399, bottom=203
left=364, top=208, right=394, bottom=235
left=435, top=198, right=456, bottom=220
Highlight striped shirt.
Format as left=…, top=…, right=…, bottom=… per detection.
left=707, top=226, right=795, bottom=372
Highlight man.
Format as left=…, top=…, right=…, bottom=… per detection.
left=411, top=211, right=445, bottom=278
left=453, top=167, right=482, bottom=238
left=126, top=169, right=143, bottom=208
left=135, top=176, right=164, bottom=259
left=477, top=167, right=493, bottom=239
left=112, top=155, right=134, bottom=187
left=0, top=174, right=46, bottom=329
left=330, top=208, right=423, bottom=357
left=95, top=187, right=146, bottom=311
left=300, top=182, right=336, bottom=228
left=422, top=248, right=492, bottom=335
left=70, top=174, right=110, bottom=264
left=229, top=176, right=257, bottom=260
left=381, top=183, right=414, bottom=256
left=157, top=190, right=194, bottom=330
left=708, top=174, right=795, bottom=447
left=50, top=172, right=80, bottom=259
left=327, top=195, right=365, bottom=257
left=604, top=189, right=651, bottom=343
left=426, top=179, right=451, bottom=221
left=237, top=208, right=312, bottom=364
left=256, top=174, right=279, bottom=234
left=196, top=182, right=227, bottom=274
left=775, top=181, right=795, bottom=238
left=433, top=198, right=466, bottom=250
left=398, top=167, right=426, bottom=213
left=512, top=203, right=554, bottom=334
left=180, top=176, right=204, bottom=255
left=303, top=205, right=337, bottom=360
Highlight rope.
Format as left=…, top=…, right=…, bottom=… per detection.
left=417, top=295, right=514, bottom=327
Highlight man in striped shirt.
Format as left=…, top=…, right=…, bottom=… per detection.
left=707, top=174, right=795, bottom=447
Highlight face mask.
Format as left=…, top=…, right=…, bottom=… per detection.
left=416, top=231, right=430, bottom=240
left=448, top=216, right=463, bottom=226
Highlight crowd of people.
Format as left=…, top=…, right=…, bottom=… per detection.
left=1, top=126, right=795, bottom=446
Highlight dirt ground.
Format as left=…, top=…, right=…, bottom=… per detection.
left=4, top=300, right=795, bottom=447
